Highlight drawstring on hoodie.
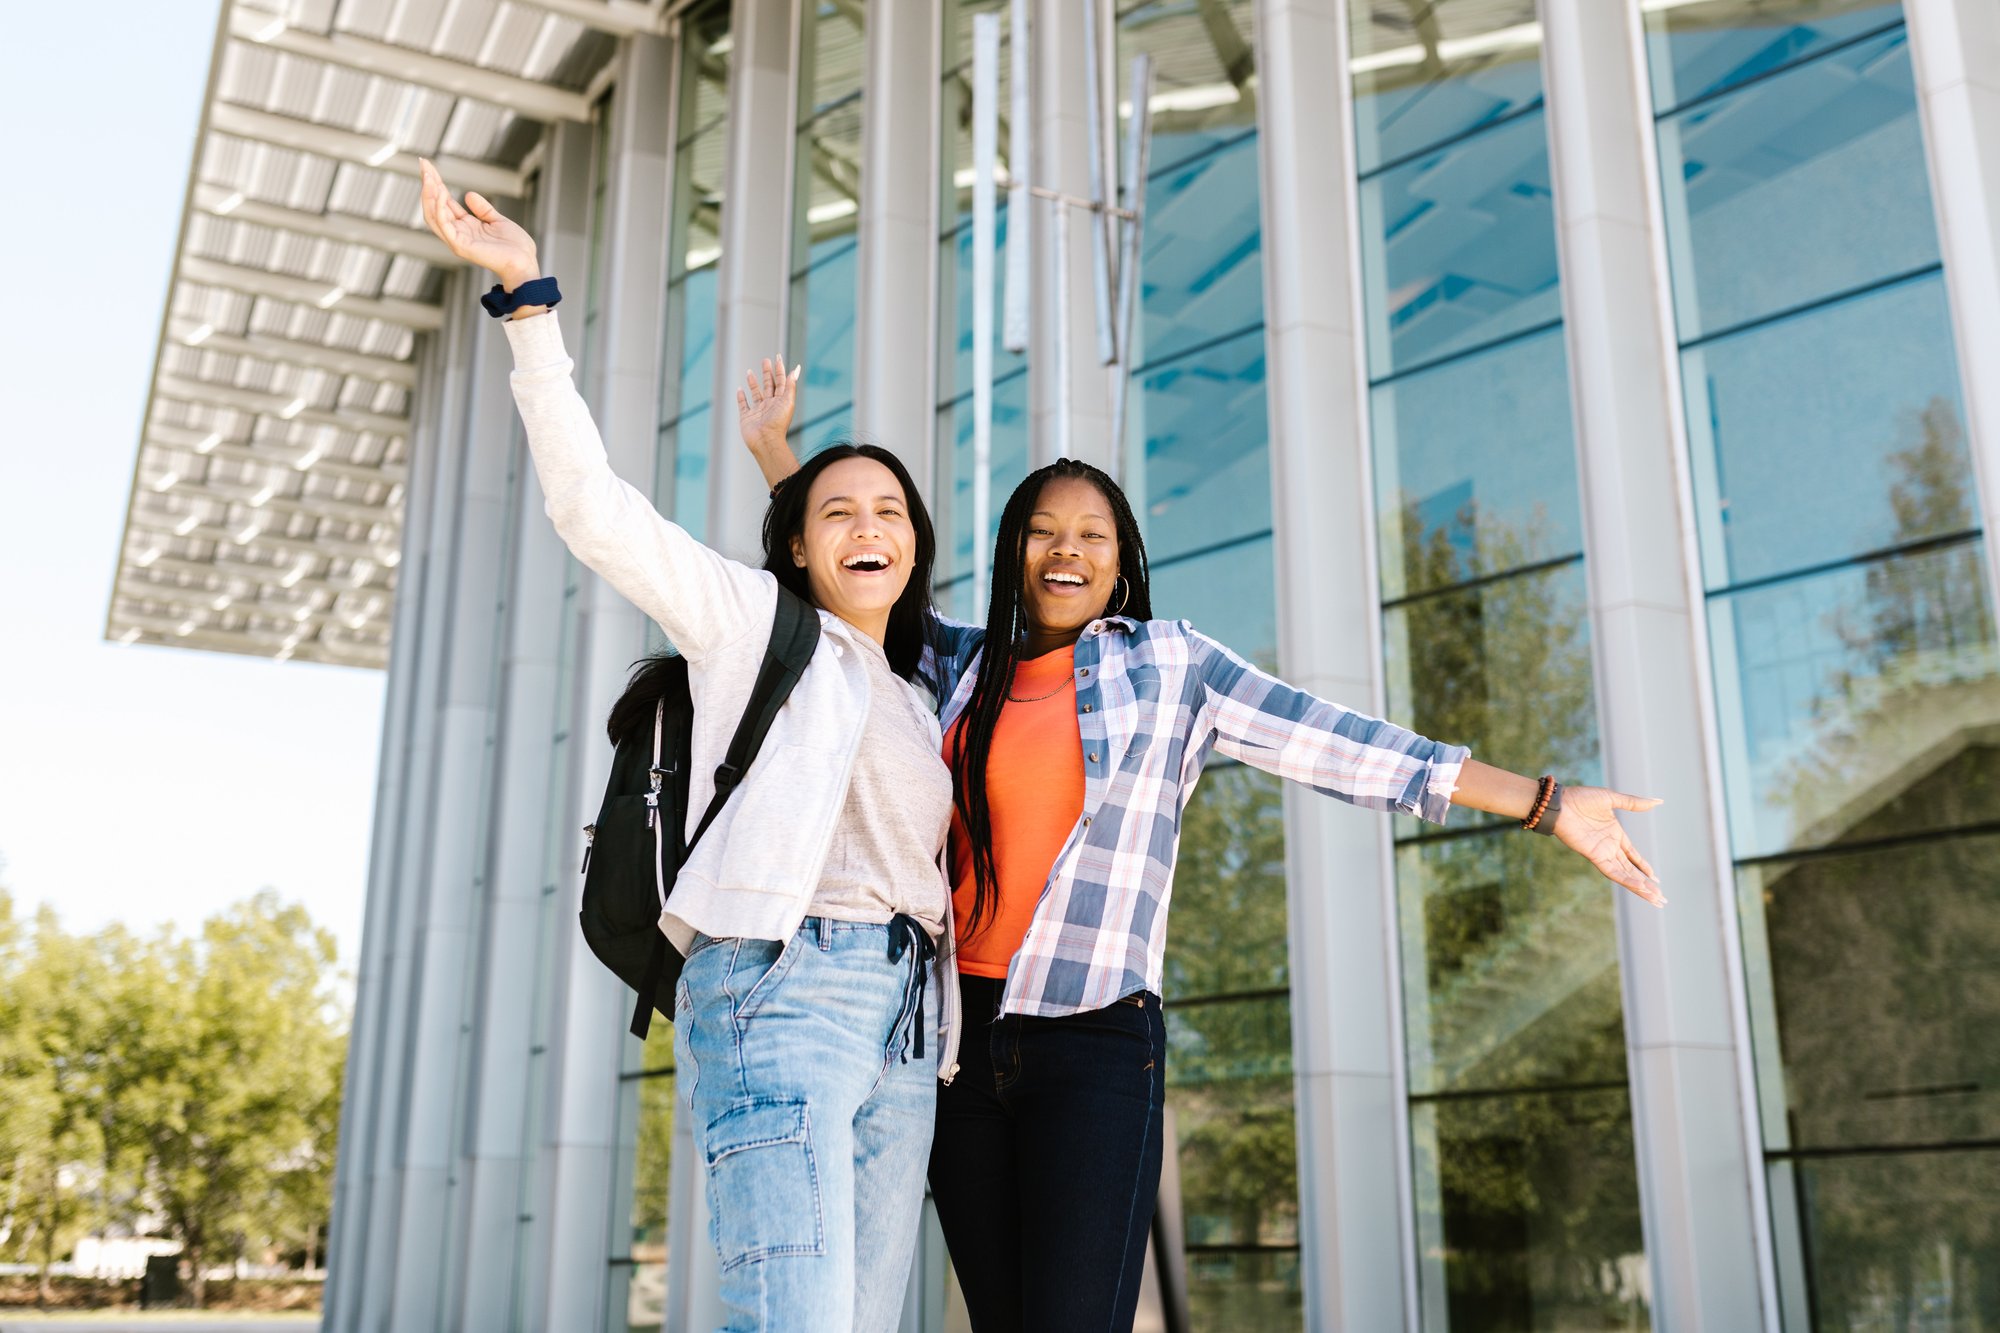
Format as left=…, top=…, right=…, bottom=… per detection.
left=886, top=914, right=935, bottom=1061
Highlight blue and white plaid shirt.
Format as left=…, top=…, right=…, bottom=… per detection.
left=921, top=615, right=1469, bottom=1018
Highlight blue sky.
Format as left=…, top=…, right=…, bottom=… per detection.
left=0, top=0, right=384, bottom=969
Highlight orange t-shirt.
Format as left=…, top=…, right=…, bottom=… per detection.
left=943, top=645, right=1087, bottom=979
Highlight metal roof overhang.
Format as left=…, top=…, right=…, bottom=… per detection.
left=108, top=0, right=654, bottom=668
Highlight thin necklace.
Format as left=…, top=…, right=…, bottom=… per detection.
left=1006, top=675, right=1073, bottom=703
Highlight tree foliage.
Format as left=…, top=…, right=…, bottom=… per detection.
left=0, top=886, right=346, bottom=1306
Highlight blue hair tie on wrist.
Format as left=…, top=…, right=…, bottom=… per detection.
left=481, top=276, right=562, bottom=318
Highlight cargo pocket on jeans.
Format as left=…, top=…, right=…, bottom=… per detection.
left=702, top=1097, right=824, bottom=1272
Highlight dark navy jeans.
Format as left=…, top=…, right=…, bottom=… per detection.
left=928, top=973, right=1167, bottom=1332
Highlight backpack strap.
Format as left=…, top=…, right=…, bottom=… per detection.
left=629, top=587, right=823, bottom=1039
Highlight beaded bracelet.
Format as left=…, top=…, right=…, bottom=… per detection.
left=1521, top=775, right=1561, bottom=834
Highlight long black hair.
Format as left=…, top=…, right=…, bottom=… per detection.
left=606, top=442, right=935, bottom=746
left=761, top=442, right=937, bottom=680
left=950, top=458, right=1152, bottom=943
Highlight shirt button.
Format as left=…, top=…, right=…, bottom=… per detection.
left=1083, top=816, right=1092, bottom=828
left=1089, top=752, right=1099, bottom=762
left=1083, top=704, right=1093, bottom=713
left=1079, top=668, right=1089, bottom=677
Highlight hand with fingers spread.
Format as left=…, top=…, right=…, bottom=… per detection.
left=1551, top=786, right=1667, bottom=907
left=416, top=157, right=542, bottom=293
left=737, top=355, right=805, bottom=491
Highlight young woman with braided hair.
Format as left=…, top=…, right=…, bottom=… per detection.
left=740, top=372, right=1666, bottom=1330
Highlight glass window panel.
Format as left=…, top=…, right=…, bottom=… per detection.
left=1166, top=996, right=1294, bottom=1133
left=1409, top=1088, right=1650, bottom=1333
left=1372, top=327, right=1584, bottom=600
left=1739, top=833, right=2000, bottom=1155
left=1132, top=134, right=1264, bottom=370
left=1773, top=1150, right=2000, bottom=1330
left=659, top=403, right=712, bottom=543
left=677, top=131, right=727, bottom=271
left=1186, top=1250, right=1303, bottom=1332
left=936, top=206, right=1027, bottom=404
left=1151, top=536, right=1279, bottom=673
left=1656, top=32, right=1939, bottom=340
left=1680, top=278, right=1976, bottom=584
left=1117, top=1, right=1258, bottom=176
left=680, top=4, right=731, bottom=138
left=1132, top=330, right=1270, bottom=566
left=940, top=15, right=1012, bottom=234
left=1682, top=275, right=1969, bottom=590
left=935, top=370, right=1031, bottom=587
left=1359, top=109, right=1563, bottom=381
left=1643, top=0, right=1905, bottom=115
left=797, top=2, right=862, bottom=125
left=788, top=237, right=859, bottom=434
left=1164, top=765, right=1288, bottom=1002
left=1350, top=0, right=1544, bottom=175
left=793, top=405, right=855, bottom=459
left=659, top=263, right=719, bottom=428
left=794, top=98, right=863, bottom=258
left=1384, top=561, right=1603, bottom=842
left=1397, top=830, right=1626, bottom=1097
left=1708, top=541, right=1999, bottom=859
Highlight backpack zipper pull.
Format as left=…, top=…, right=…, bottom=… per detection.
left=580, top=823, right=595, bottom=874
left=645, top=766, right=667, bottom=828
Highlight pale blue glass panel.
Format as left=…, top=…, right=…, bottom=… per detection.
left=789, top=237, right=858, bottom=431
left=1360, top=110, right=1562, bottom=380
left=1371, top=325, right=1583, bottom=600
left=1683, top=274, right=1969, bottom=589
left=1151, top=535, right=1278, bottom=673
left=663, top=403, right=712, bottom=541
left=1707, top=540, right=1999, bottom=859
left=1350, top=0, right=1544, bottom=175
left=661, top=264, right=719, bottom=424
left=1656, top=31, right=1939, bottom=339
left=1133, top=330, right=1270, bottom=567
left=937, top=369, right=1031, bottom=588
left=793, top=406, right=855, bottom=460
left=938, top=208, right=1027, bottom=404
left=1644, top=0, right=1904, bottom=114
left=1117, top=1, right=1259, bottom=176
left=1135, top=134, right=1264, bottom=369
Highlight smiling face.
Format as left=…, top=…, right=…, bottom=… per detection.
left=1021, top=475, right=1123, bottom=654
left=790, top=456, right=917, bottom=643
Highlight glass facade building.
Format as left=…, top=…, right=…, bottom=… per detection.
left=262, top=2, right=2000, bottom=1330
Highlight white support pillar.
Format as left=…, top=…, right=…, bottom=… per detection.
left=1907, top=0, right=2000, bottom=603
left=348, top=278, right=482, bottom=1333
left=381, top=269, right=520, bottom=1333
left=707, top=0, right=800, bottom=561
left=535, top=33, right=678, bottom=1330
left=323, top=281, right=449, bottom=1333
left=853, top=0, right=940, bottom=495
left=1254, top=3, right=1411, bottom=1329
left=1030, top=0, right=1114, bottom=474
left=497, top=113, right=599, bottom=1331
left=1536, top=1, right=1774, bottom=1328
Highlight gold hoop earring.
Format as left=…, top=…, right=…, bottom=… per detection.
left=1107, top=576, right=1130, bottom=617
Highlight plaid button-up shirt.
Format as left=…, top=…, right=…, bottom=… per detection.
left=922, top=615, right=1469, bottom=1018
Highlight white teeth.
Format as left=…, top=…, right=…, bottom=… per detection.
left=1044, top=572, right=1086, bottom=585
left=843, top=553, right=890, bottom=570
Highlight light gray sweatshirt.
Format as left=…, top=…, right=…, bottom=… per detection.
left=504, top=312, right=960, bottom=1080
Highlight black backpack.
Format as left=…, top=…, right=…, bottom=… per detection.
left=579, top=588, right=821, bottom=1040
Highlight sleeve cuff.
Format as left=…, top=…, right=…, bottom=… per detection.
left=501, top=308, right=569, bottom=372
left=1414, top=745, right=1469, bottom=825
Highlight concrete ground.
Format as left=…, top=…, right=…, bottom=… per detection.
left=0, top=1319, right=317, bottom=1331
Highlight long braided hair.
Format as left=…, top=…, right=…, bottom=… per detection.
left=950, top=458, right=1153, bottom=944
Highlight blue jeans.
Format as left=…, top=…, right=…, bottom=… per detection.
left=674, top=917, right=938, bottom=1333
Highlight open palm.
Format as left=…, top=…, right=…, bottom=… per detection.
left=1554, top=787, right=1666, bottom=907
left=738, top=355, right=802, bottom=453
left=418, top=158, right=539, bottom=287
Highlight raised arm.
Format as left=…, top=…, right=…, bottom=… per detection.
left=418, top=161, right=769, bottom=660
left=1190, top=629, right=1665, bottom=907
left=737, top=358, right=805, bottom=491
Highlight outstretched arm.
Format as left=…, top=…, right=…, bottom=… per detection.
left=418, top=160, right=767, bottom=660
left=1192, top=630, right=1665, bottom=907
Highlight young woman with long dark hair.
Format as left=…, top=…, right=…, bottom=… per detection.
left=739, top=381, right=1664, bottom=1331
left=419, top=162, right=959, bottom=1333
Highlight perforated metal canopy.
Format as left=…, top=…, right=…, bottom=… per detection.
left=107, top=0, right=659, bottom=667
